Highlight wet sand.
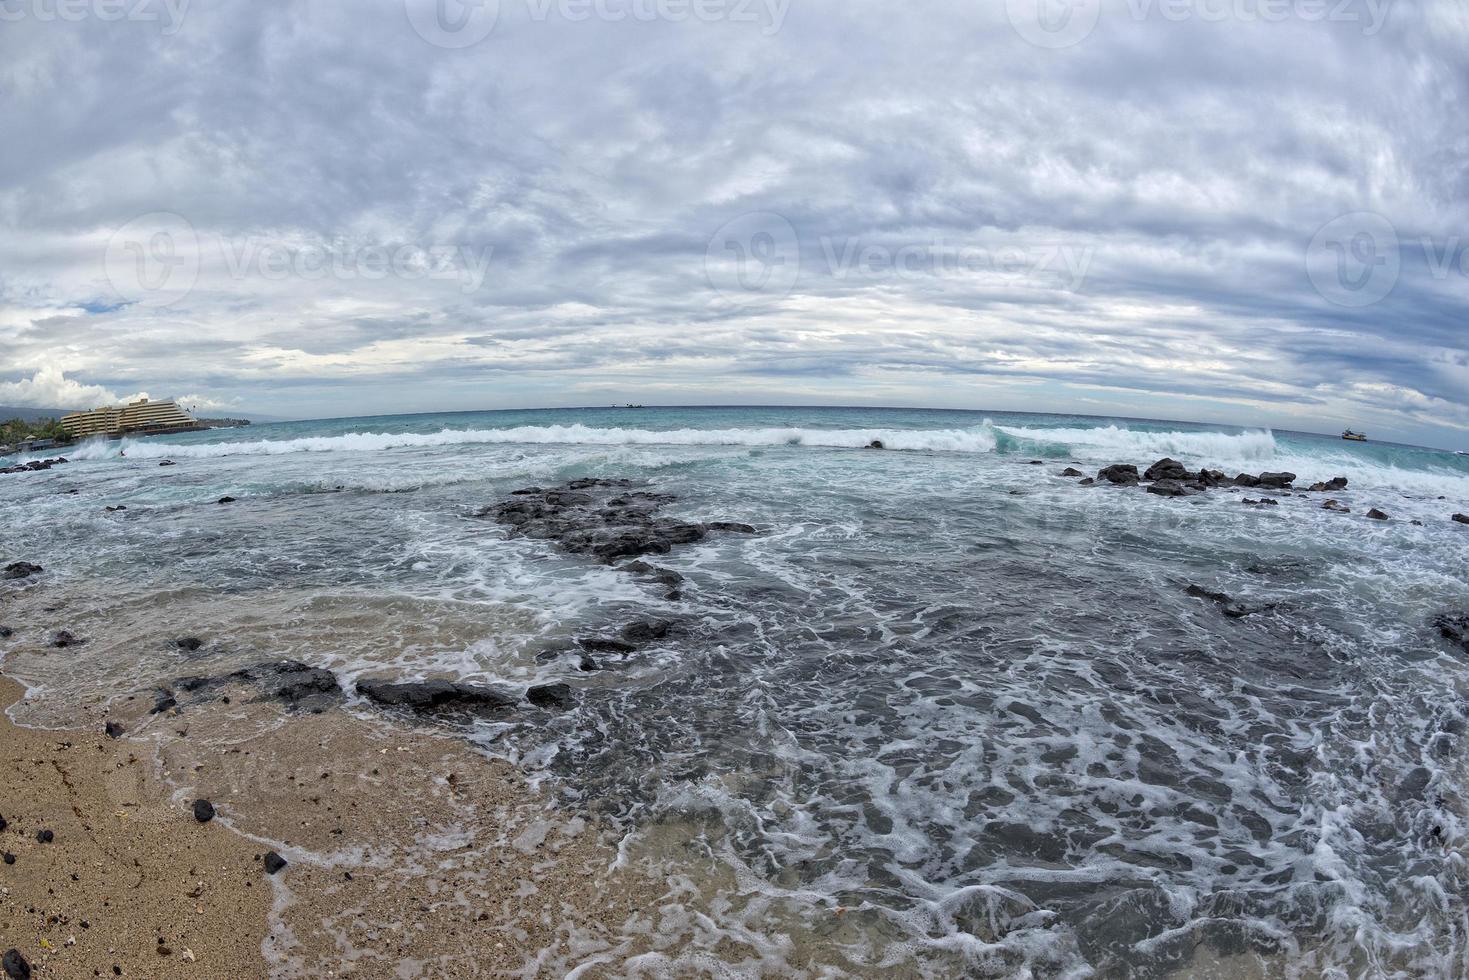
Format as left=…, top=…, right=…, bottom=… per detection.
left=0, top=674, right=660, bottom=978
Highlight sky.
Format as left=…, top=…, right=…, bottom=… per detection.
left=0, top=0, right=1466, bottom=448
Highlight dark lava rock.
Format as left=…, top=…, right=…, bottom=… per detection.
left=620, top=619, right=673, bottom=645
left=104, top=721, right=125, bottom=739
left=526, top=683, right=575, bottom=709
left=1307, top=476, right=1349, bottom=492
left=217, top=496, right=236, bottom=504
left=150, top=688, right=178, bottom=714
left=263, top=851, right=288, bottom=875
left=1097, top=464, right=1140, bottom=486
left=866, top=440, right=884, bottom=449
left=1184, top=584, right=1250, bottom=619
left=1256, top=472, right=1297, bottom=489
left=356, top=679, right=516, bottom=717
left=1436, top=614, right=1469, bottom=653
left=1453, top=514, right=1468, bottom=525
left=1322, top=499, right=1351, bottom=513
left=1, top=854, right=12, bottom=865
left=620, top=560, right=684, bottom=597
left=1146, top=479, right=1193, bottom=498
left=578, top=655, right=601, bottom=672
left=3, top=948, right=31, bottom=980
left=1196, top=469, right=1231, bottom=487
left=577, top=636, right=637, bottom=655
left=1233, top=473, right=1260, bottom=488
left=1367, top=508, right=1390, bottom=521
left=159, top=459, right=176, bottom=466
left=483, top=479, right=749, bottom=565
left=2, top=562, right=42, bottom=580
left=1060, top=467, right=1085, bottom=477
left=0, top=626, right=11, bottom=638
left=193, top=799, right=216, bottom=823
left=1144, top=458, right=1191, bottom=482
left=706, top=521, right=757, bottom=534
left=1242, top=498, right=1278, bottom=506
left=104, top=505, right=128, bottom=512
left=36, top=829, right=53, bottom=844
left=174, top=661, right=341, bottom=710
left=1077, top=477, right=1095, bottom=486
left=175, top=636, right=204, bottom=652
left=49, top=630, right=79, bottom=648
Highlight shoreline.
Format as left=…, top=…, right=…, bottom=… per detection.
left=0, top=670, right=661, bottom=977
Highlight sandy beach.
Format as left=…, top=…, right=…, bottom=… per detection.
left=0, top=672, right=660, bottom=978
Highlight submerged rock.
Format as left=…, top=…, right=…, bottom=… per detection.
left=1060, top=467, right=1085, bottom=477
left=866, top=440, right=884, bottom=449
left=1307, top=477, right=1349, bottom=492
left=217, top=496, right=236, bottom=504
left=172, top=660, right=341, bottom=710
left=1453, top=514, right=1468, bottom=525
left=1436, top=614, right=1469, bottom=653
left=1322, top=500, right=1351, bottom=513
left=175, top=636, right=204, bottom=652
left=49, top=630, right=79, bottom=648
left=355, top=679, right=516, bottom=717
left=2, top=561, right=42, bottom=580
left=526, top=683, right=575, bottom=709
left=1242, top=498, right=1278, bottom=506
left=1146, top=479, right=1194, bottom=498
left=1184, top=584, right=1251, bottom=619
left=1367, top=508, right=1390, bottom=521
left=482, top=478, right=754, bottom=565
left=104, top=721, right=125, bottom=739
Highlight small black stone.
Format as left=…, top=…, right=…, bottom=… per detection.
left=0, top=813, right=6, bottom=832
left=217, top=496, right=236, bottom=504
left=2, top=853, right=14, bottom=865
left=175, top=637, right=203, bottom=652
left=36, top=829, right=53, bottom=844
left=3, top=948, right=31, bottom=980
left=193, top=799, right=215, bottom=823
left=104, top=721, right=125, bottom=739
left=263, top=851, right=288, bottom=875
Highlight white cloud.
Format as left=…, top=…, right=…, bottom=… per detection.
left=0, top=365, right=146, bottom=410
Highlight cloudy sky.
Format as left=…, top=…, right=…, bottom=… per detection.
left=1, top=0, right=1465, bottom=447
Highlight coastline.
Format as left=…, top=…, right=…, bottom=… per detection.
left=0, top=670, right=660, bottom=977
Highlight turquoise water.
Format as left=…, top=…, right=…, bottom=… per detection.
left=3, top=406, right=1468, bottom=976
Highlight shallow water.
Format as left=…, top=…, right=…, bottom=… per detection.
left=3, top=406, right=1468, bottom=977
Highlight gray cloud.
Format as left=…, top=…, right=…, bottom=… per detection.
left=0, top=0, right=1465, bottom=446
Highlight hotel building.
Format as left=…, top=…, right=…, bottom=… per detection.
left=61, top=398, right=198, bottom=439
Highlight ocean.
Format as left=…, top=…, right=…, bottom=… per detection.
left=3, top=405, right=1468, bottom=977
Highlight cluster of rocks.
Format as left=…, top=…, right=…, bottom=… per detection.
left=1082, top=458, right=1311, bottom=497
left=0, top=456, right=67, bottom=476
left=2, top=562, right=42, bottom=581
left=479, top=478, right=755, bottom=565
left=145, top=656, right=578, bottom=725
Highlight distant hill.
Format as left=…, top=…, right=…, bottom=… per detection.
left=0, top=406, right=73, bottom=422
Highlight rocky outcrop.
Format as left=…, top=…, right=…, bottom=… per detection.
left=481, top=478, right=756, bottom=565
left=1097, top=464, right=1140, bottom=486
left=1060, top=467, right=1085, bottom=477
left=1, top=562, right=42, bottom=580
left=1242, top=498, right=1278, bottom=506
left=173, top=660, right=342, bottom=711
left=1367, top=508, right=1390, bottom=521
left=1184, top=584, right=1251, bottom=619
left=1146, top=479, right=1194, bottom=498
left=355, top=679, right=517, bottom=716
left=1256, top=472, right=1297, bottom=489
left=1453, top=514, right=1468, bottom=525
left=1323, top=499, right=1350, bottom=513
left=1, top=457, right=68, bottom=476
left=1143, top=458, right=1191, bottom=482
left=1307, top=477, right=1349, bottom=492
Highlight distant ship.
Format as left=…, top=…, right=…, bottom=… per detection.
left=1342, top=429, right=1367, bottom=442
